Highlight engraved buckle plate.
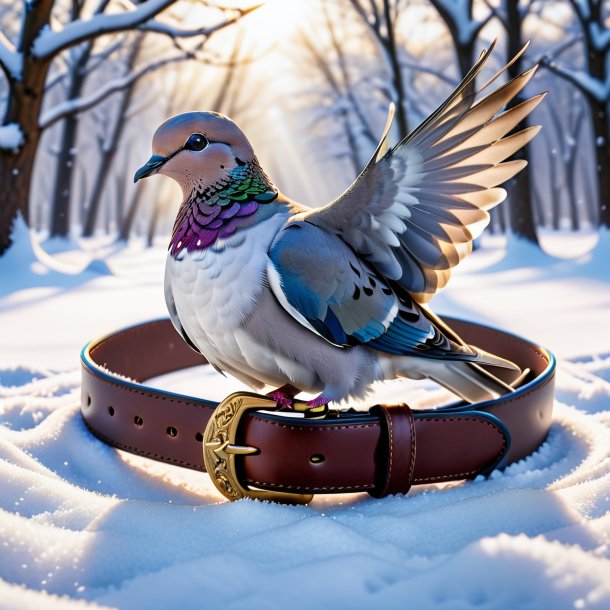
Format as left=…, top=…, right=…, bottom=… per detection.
left=203, top=391, right=325, bottom=504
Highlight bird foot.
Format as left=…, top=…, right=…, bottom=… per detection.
left=266, top=384, right=299, bottom=410
left=306, top=394, right=332, bottom=408
left=268, top=391, right=294, bottom=410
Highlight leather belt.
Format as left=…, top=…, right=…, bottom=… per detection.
left=80, top=317, right=556, bottom=503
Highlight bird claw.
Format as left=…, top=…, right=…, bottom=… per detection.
left=306, top=394, right=332, bottom=408
left=269, top=391, right=294, bottom=410
left=266, top=384, right=300, bottom=410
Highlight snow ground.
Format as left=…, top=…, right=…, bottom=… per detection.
left=1, top=225, right=609, bottom=610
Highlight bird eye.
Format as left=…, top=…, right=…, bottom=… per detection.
left=185, top=133, right=208, bottom=151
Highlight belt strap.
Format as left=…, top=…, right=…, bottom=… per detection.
left=80, top=317, right=555, bottom=501
left=369, top=404, right=416, bottom=497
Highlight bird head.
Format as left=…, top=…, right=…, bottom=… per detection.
left=134, top=111, right=255, bottom=197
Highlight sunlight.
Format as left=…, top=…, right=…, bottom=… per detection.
left=225, top=0, right=311, bottom=48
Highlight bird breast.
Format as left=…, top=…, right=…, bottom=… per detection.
left=165, top=215, right=286, bottom=362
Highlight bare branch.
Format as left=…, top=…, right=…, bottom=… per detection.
left=481, top=0, right=508, bottom=32
left=530, top=34, right=582, bottom=68
left=138, top=4, right=260, bottom=39
left=400, top=58, right=458, bottom=87
left=565, top=0, right=588, bottom=29
left=472, top=7, right=494, bottom=39
left=348, top=0, right=376, bottom=33
left=40, top=52, right=196, bottom=129
left=83, top=39, right=124, bottom=74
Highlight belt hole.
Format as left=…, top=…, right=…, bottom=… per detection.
left=195, top=432, right=203, bottom=443
left=108, top=406, right=115, bottom=416
left=310, top=454, right=325, bottom=464
left=134, top=416, right=143, bottom=426
left=86, top=395, right=91, bottom=407
left=166, top=426, right=178, bottom=438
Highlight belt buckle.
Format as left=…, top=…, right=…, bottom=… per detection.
left=203, top=391, right=326, bottom=504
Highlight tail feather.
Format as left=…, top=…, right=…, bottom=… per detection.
left=473, top=346, right=520, bottom=370
left=413, top=358, right=514, bottom=403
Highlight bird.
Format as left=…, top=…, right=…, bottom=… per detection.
left=134, top=42, right=545, bottom=409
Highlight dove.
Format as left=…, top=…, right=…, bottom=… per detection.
left=134, top=42, right=545, bottom=409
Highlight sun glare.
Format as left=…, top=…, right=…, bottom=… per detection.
left=231, top=0, right=311, bottom=47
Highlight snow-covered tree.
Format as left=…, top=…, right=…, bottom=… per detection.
left=493, top=0, right=540, bottom=244
left=540, top=0, right=610, bottom=228
left=0, top=0, right=257, bottom=255
left=298, top=2, right=380, bottom=177
left=428, top=0, right=493, bottom=79
left=347, top=0, right=411, bottom=137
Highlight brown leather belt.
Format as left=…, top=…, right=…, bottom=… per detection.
left=80, top=317, right=555, bottom=503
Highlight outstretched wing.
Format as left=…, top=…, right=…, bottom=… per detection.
left=297, top=42, right=545, bottom=303
left=267, top=221, right=471, bottom=359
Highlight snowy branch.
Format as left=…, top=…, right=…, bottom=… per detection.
left=32, top=0, right=260, bottom=60
left=0, top=31, right=22, bottom=81
left=540, top=58, right=610, bottom=102
left=566, top=0, right=610, bottom=51
left=39, top=52, right=196, bottom=129
left=589, top=22, right=610, bottom=52
left=430, top=0, right=493, bottom=46
left=32, top=0, right=176, bottom=59
left=0, top=123, right=24, bottom=151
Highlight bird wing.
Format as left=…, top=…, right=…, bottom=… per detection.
left=297, top=42, right=545, bottom=303
left=267, top=221, right=469, bottom=359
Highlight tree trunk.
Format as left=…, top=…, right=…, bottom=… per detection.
left=588, top=1, right=610, bottom=228
left=49, top=113, right=78, bottom=237
left=381, top=0, right=408, bottom=138
left=0, top=144, right=38, bottom=251
left=589, top=98, right=610, bottom=227
left=0, top=0, right=54, bottom=253
left=570, top=0, right=610, bottom=228
left=49, top=44, right=93, bottom=237
left=504, top=0, right=539, bottom=243
left=82, top=37, right=142, bottom=237
left=119, top=181, right=146, bottom=240
left=82, top=150, right=114, bottom=237
left=146, top=198, right=162, bottom=247
left=455, top=39, right=476, bottom=80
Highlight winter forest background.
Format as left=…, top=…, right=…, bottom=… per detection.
left=3, top=3, right=610, bottom=608
left=0, top=0, right=609, bottom=254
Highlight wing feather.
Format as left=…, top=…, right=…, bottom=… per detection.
left=267, top=222, right=473, bottom=359
left=298, top=43, right=545, bottom=302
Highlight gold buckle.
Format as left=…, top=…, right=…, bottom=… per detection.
left=203, top=391, right=326, bottom=503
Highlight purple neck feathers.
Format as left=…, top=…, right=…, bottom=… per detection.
left=169, top=160, right=277, bottom=257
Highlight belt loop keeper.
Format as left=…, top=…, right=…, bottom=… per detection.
left=368, top=403, right=416, bottom=498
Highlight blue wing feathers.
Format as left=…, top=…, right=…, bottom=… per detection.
left=268, top=221, right=472, bottom=361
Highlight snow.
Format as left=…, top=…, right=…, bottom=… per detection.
left=1, top=229, right=610, bottom=609
left=0, top=33, right=23, bottom=80
left=0, top=123, right=24, bottom=151
left=590, top=22, right=610, bottom=52
left=429, top=0, right=483, bottom=46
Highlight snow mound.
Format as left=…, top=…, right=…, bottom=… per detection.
left=1, top=233, right=609, bottom=609
left=0, top=216, right=112, bottom=299
left=0, top=357, right=609, bottom=609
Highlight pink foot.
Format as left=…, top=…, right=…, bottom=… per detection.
left=306, top=394, right=332, bottom=408
left=269, top=391, right=294, bottom=410
left=266, top=384, right=300, bottom=410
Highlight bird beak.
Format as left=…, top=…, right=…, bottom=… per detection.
left=134, top=155, right=167, bottom=183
